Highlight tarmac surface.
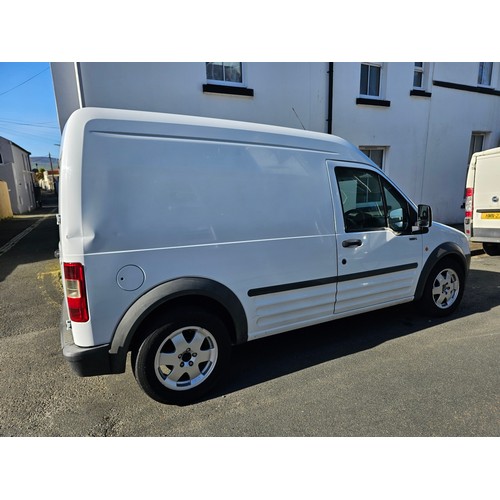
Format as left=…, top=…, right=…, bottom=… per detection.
left=1, top=189, right=496, bottom=500
left=0, top=191, right=59, bottom=252
left=1, top=216, right=498, bottom=438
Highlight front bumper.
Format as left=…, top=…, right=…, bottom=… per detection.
left=60, top=303, right=113, bottom=377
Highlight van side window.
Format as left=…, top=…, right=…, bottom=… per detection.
left=335, top=167, right=410, bottom=233
left=382, top=178, right=410, bottom=233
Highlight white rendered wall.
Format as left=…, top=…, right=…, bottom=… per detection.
left=331, top=62, right=500, bottom=223
left=331, top=62, right=430, bottom=205
left=422, top=64, right=500, bottom=222
left=52, top=62, right=330, bottom=134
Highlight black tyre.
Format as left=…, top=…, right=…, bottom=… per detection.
left=133, top=307, right=231, bottom=405
left=483, top=243, right=500, bottom=256
left=418, top=258, right=465, bottom=317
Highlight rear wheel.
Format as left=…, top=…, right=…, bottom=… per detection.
left=418, top=258, right=465, bottom=317
left=133, top=307, right=231, bottom=405
left=483, top=243, right=500, bottom=256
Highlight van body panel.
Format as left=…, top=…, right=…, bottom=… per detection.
left=60, top=109, right=353, bottom=348
left=80, top=132, right=336, bottom=253
left=334, top=229, right=422, bottom=313
left=57, top=108, right=471, bottom=399
left=81, top=235, right=339, bottom=346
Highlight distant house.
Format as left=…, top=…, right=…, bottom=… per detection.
left=0, top=137, right=36, bottom=214
left=39, top=169, right=59, bottom=192
left=50, top=62, right=500, bottom=223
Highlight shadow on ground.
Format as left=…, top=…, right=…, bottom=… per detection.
left=0, top=192, right=59, bottom=282
left=207, top=263, right=500, bottom=401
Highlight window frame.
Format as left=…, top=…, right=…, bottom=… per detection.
left=468, top=132, right=488, bottom=163
left=410, top=62, right=432, bottom=97
left=360, top=62, right=382, bottom=98
left=478, top=62, right=493, bottom=87
left=335, top=166, right=414, bottom=235
left=206, top=62, right=245, bottom=88
left=413, top=62, right=424, bottom=89
left=359, top=146, right=386, bottom=170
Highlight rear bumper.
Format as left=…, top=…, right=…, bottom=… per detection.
left=60, top=303, right=113, bottom=377
left=469, top=227, right=500, bottom=243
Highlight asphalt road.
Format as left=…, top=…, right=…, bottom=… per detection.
left=0, top=209, right=499, bottom=438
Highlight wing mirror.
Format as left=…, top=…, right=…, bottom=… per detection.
left=417, top=204, right=432, bottom=228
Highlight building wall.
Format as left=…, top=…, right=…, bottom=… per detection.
left=331, top=62, right=500, bottom=223
left=0, top=137, right=35, bottom=214
left=331, top=62, right=430, bottom=203
left=422, top=79, right=500, bottom=222
left=12, top=145, right=35, bottom=213
left=52, top=62, right=330, bottom=133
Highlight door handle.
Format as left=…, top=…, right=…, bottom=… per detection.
left=342, top=239, right=362, bottom=248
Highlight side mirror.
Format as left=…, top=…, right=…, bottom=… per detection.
left=417, top=204, right=432, bottom=228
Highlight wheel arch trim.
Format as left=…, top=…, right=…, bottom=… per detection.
left=414, top=242, right=470, bottom=301
left=108, top=277, right=248, bottom=373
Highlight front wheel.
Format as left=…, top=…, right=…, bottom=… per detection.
left=418, top=258, right=465, bottom=317
left=133, top=307, right=232, bottom=405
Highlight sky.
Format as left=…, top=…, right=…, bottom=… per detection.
left=0, top=62, right=60, bottom=159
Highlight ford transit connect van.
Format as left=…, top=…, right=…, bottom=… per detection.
left=58, top=108, right=470, bottom=404
left=464, top=147, right=500, bottom=255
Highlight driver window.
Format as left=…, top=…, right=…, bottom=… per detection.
left=382, top=179, right=410, bottom=232
left=335, top=167, right=409, bottom=233
left=336, top=167, right=386, bottom=231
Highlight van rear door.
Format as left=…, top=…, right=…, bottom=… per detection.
left=471, top=151, right=500, bottom=235
left=328, top=162, right=422, bottom=314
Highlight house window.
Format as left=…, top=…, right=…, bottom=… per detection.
left=469, top=133, right=486, bottom=163
left=478, top=63, right=493, bottom=86
left=360, top=63, right=381, bottom=97
left=0, top=153, right=3, bottom=164
left=203, top=62, right=254, bottom=97
left=206, top=62, right=243, bottom=86
left=413, top=62, right=424, bottom=88
left=409, top=62, right=432, bottom=98
left=360, top=147, right=385, bottom=169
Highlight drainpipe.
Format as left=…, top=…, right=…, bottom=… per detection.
left=74, top=62, right=86, bottom=108
left=327, top=62, right=334, bottom=134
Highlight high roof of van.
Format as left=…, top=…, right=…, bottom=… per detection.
left=473, top=147, right=500, bottom=159
left=63, top=107, right=374, bottom=166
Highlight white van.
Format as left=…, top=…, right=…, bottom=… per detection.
left=464, top=147, right=500, bottom=256
left=58, top=108, right=471, bottom=405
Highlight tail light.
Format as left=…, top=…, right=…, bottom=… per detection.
left=465, top=187, right=474, bottom=218
left=63, top=262, right=89, bottom=322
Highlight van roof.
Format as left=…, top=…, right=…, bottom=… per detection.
left=64, top=107, right=374, bottom=166
left=473, top=147, right=500, bottom=159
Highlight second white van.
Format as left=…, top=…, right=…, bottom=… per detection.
left=58, top=108, right=471, bottom=404
left=464, top=147, right=500, bottom=255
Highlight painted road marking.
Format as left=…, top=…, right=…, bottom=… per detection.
left=0, top=212, right=56, bottom=257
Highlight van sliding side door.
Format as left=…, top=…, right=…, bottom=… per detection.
left=327, top=161, right=423, bottom=314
